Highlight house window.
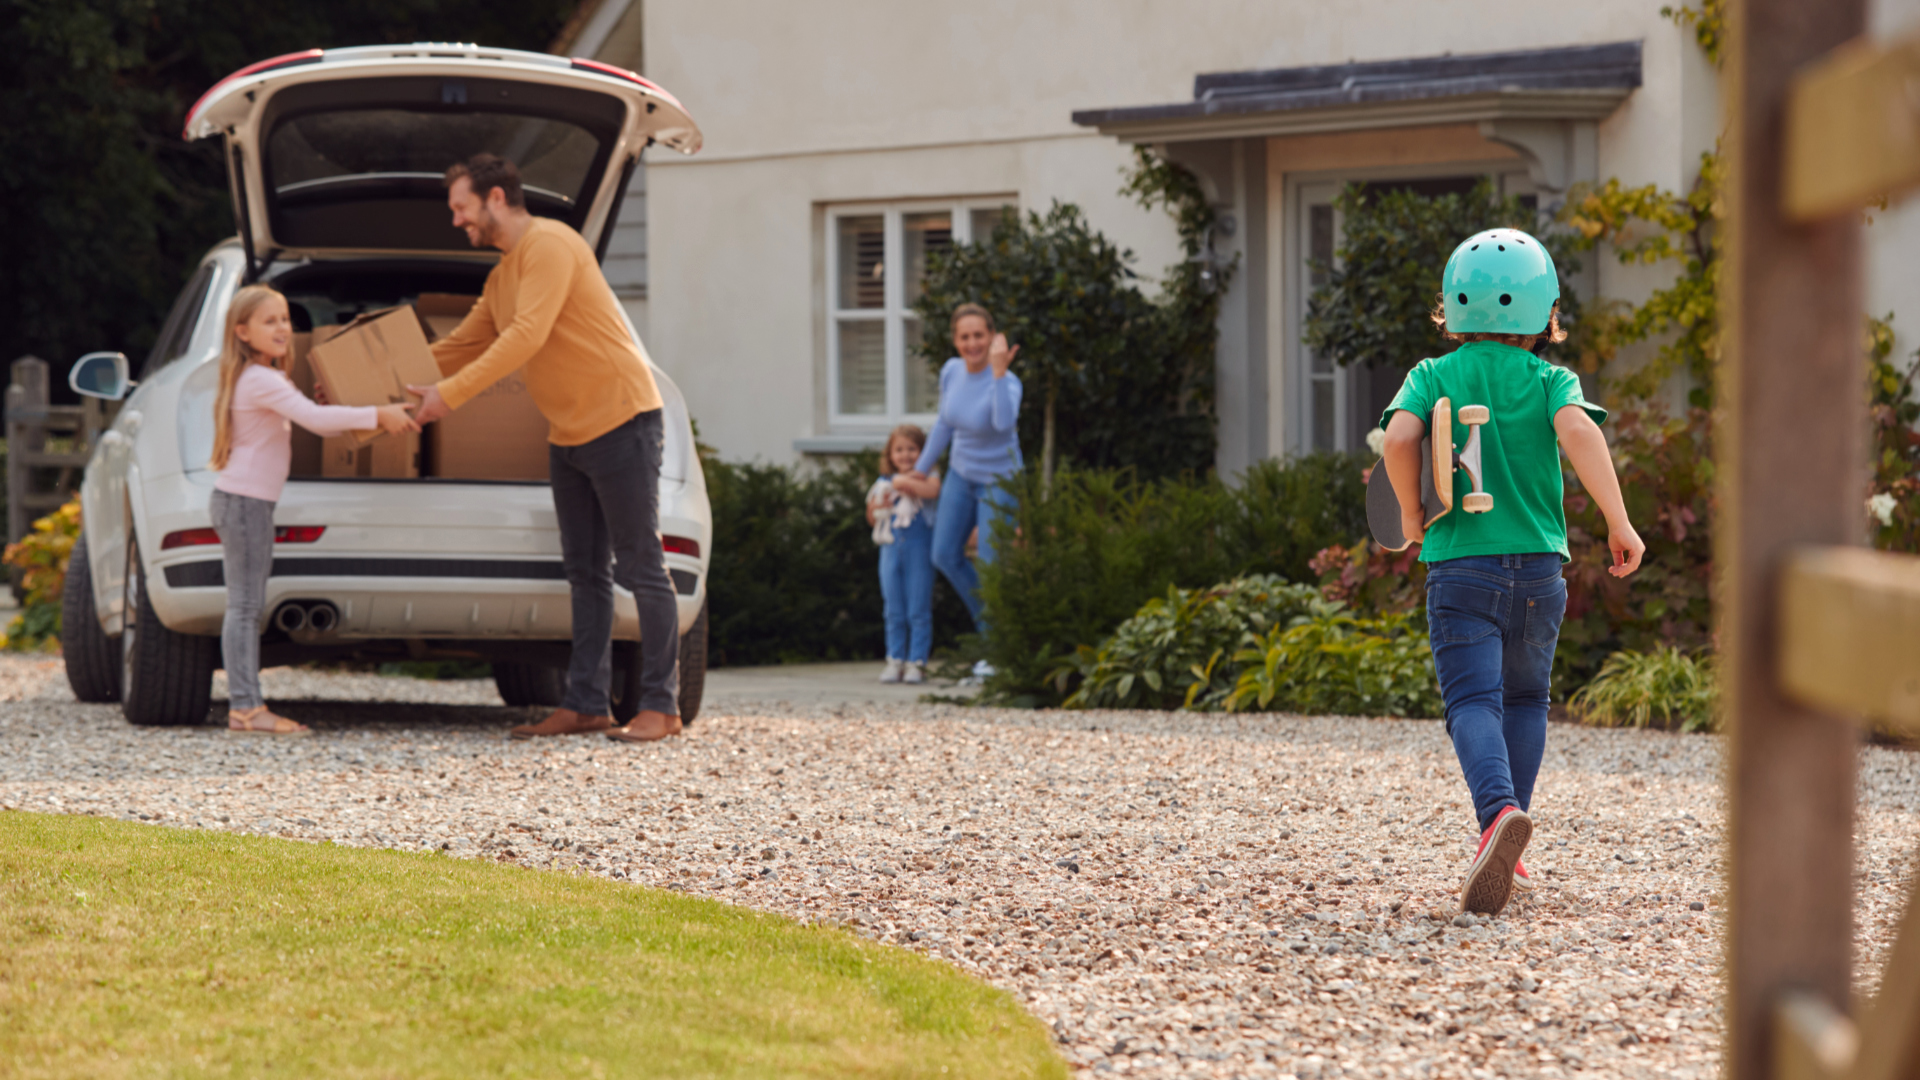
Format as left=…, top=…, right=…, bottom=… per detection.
left=828, top=200, right=1016, bottom=425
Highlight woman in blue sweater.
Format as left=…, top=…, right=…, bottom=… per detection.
left=909, top=304, right=1022, bottom=671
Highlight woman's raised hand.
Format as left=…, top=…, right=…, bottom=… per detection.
left=988, top=332, right=1019, bottom=378
left=375, top=403, right=420, bottom=435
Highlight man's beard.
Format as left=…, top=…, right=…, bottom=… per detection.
left=468, top=208, right=500, bottom=249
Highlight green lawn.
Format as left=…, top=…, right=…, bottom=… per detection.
left=0, top=812, right=1063, bottom=1079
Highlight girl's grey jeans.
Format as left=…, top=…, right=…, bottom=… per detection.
left=209, top=488, right=275, bottom=711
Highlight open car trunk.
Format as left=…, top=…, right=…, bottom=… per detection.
left=182, top=45, right=700, bottom=267
left=267, top=261, right=543, bottom=483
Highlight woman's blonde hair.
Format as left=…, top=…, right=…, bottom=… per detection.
left=1428, top=293, right=1568, bottom=349
left=949, top=302, right=995, bottom=334
left=210, top=284, right=287, bottom=471
left=881, top=423, right=927, bottom=475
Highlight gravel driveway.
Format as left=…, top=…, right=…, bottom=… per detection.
left=3, top=654, right=1915, bottom=1079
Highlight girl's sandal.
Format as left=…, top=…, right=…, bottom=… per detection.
left=228, top=706, right=311, bottom=736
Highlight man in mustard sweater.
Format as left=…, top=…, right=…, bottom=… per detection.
left=409, top=153, right=680, bottom=743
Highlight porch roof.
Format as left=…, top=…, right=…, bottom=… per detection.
left=1072, top=41, right=1641, bottom=142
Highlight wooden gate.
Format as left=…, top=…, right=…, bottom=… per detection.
left=1724, top=1, right=1920, bottom=1078
left=4, top=356, right=105, bottom=545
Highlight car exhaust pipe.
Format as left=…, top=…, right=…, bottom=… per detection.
left=305, top=603, right=338, bottom=634
left=273, top=604, right=308, bottom=633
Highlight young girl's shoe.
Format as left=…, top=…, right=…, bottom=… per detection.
left=902, top=661, right=926, bottom=685
left=228, top=706, right=311, bottom=736
left=1460, top=806, right=1531, bottom=915
left=879, top=659, right=905, bottom=684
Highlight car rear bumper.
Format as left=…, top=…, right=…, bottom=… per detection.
left=141, top=474, right=708, bottom=640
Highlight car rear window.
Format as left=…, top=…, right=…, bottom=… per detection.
left=268, top=109, right=601, bottom=213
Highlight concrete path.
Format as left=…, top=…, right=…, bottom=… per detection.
left=704, top=659, right=975, bottom=707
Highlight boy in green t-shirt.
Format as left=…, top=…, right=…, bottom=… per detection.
left=1380, top=227, right=1646, bottom=917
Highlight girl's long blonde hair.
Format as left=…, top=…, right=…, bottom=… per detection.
left=210, top=284, right=287, bottom=471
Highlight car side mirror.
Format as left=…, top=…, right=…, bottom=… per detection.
left=70, top=352, right=133, bottom=401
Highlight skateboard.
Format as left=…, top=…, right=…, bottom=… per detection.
left=1365, top=397, right=1493, bottom=552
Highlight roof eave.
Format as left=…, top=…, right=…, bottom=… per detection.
left=1073, top=87, right=1635, bottom=145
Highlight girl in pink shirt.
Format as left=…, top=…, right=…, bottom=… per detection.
left=209, top=285, right=416, bottom=734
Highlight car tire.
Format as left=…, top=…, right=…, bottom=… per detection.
left=677, top=599, right=708, bottom=726
left=61, top=531, right=122, bottom=703
left=121, top=536, right=218, bottom=726
left=607, top=599, right=708, bottom=726
left=493, top=661, right=565, bottom=708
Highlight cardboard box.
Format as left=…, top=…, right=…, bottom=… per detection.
left=431, top=371, right=550, bottom=481
left=417, top=293, right=550, bottom=481
left=414, top=293, right=480, bottom=342
left=322, top=430, right=421, bottom=479
left=306, top=306, right=441, bottom=446
left=287, top=330, right=329, bottom=478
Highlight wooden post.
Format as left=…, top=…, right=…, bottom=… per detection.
left=1720, top=0, right=1868, bottom=1078
left=5, top=356, right=50, bottom=546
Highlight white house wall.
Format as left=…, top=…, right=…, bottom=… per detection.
left=645, top=0, right=1723, bottom=466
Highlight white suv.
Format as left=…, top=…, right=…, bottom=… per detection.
left=61, top=44, right=711, bottom=727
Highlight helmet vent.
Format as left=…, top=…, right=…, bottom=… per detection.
left=1499, top=294, right=1512, bottom=306
left=1457, top=293, right=1468, bottom=304
left=1498, top=244, right=1507, bottom=251
left=1470, top=244, right=1480, bottom=251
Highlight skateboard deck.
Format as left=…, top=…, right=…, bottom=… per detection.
left=1367, top=399, right=1451, bottom=552
left=1366, top=398, right=1493, bottom=552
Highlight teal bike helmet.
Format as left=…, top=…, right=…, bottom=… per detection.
left=1440, top=228, right=1559, bottom=334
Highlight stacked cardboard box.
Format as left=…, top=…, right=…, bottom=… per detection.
left=415, top=294, right=551, bottom=482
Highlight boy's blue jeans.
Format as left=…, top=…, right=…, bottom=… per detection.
left=1425, top=553, right=1568, bottom=833
left=879, top=515, right=935, bottom=662
left=930, top=471, right=1012, bottom=631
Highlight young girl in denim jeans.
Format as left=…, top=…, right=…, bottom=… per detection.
left=866, top=424, right=941, bottom=684
left=1381, top=228, right=1645, bottom=916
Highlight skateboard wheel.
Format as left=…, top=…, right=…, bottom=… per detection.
left=1462, top=492, right=1494, bottom=513
left=1458, top=405, right=1490, bottom=425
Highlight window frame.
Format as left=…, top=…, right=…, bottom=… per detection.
left=825, top=197, right=1017, bottom=428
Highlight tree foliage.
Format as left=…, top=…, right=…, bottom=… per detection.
left=0, top=0, right=576, bottom=378
left=1301, top=179, right=1584, bottom=373
left=1559, top=152, right=1724, bottom=404
left=910, top=149, right=1226, bottom=482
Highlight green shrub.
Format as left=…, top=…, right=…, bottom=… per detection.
left=1225, top=610, right=1443, bottom=719
left=1055, top=575, right=1325, bottom=710
left=1567, top=647, right=1719, bottom=732
left=1, top=499, right=78, bottom=651
left=703, top=450, right=971, bottom=668
left=977, top=453, right=1371, bottom=704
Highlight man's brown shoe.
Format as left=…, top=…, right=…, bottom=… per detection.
left=510, top=708, right=613, bottom=740
left=607, top=710, right=682, bottom=743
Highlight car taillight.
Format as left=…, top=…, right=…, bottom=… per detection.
left=662, top=535, right=700, bottom=558
left=181, top=49, right=325, bottom=139
left=161, top=528, right=221, bottom=550
left=160, top=525, right=326, bottom=549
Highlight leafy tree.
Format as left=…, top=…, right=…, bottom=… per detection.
left=1301, top=178, right=1585, bottom=373
left=0, top=0, right=576, bottom=384
left=910, top=150, right=1225, bottom=485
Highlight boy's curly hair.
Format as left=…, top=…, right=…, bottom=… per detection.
left=1429, top=292, right=1568, bottom=349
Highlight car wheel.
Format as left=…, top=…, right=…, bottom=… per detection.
left=493, top=661, right=565, bottom=708
left=61, top=531, right=122, bottom=703
left=120, top=535, right=218, bottom=726
left=677, top=599, right=708, bottom=726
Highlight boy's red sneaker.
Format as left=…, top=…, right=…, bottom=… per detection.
left=1460, top=806, right=1532, bottom=915
left=1512, top=859, right=1533, bottom=891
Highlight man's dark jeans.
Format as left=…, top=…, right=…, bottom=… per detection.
left=550, top=409, right=679, bottom=717
left=1425, top=553, right=1567, bottom=833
